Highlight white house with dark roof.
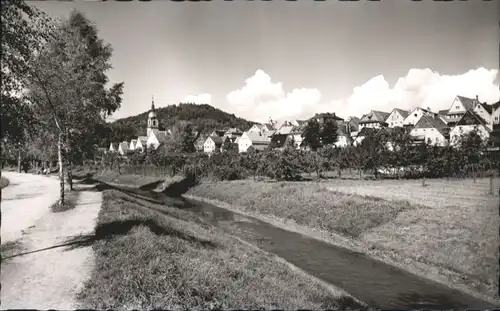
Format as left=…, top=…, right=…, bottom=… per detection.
left=403, top=107, right=437, bottom=127
left=238, top=131, right=271, bottom=153
left=146, top=130, right=168, bottom=150
left=444, top=95, right=478, bottom=126
left=450, top=110, right=491, bottom=146
left=203, top=135, right=223, bottom=154
left=409, top=115, right=449, bottom=146
left=358, top=110, right=390, bottom=130
left=134, top=136, right=148, bottom=152
left=386, top=108, right=410, bottom=128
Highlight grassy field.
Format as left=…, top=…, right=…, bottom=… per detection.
left=1, top=176, right=10, bottom=189
left=77, top=188, right=363, bottom=310
left=187, top=178, right=499, bottom=302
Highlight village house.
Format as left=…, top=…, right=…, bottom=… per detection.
left=118, top=141, right=129, bottom=155
left=386, top=108, right=410, bottom=128
left=310, top=112, right=344, bottom=125
left=203, top=135, right=223, bottom=154
left=224, top=128, right=243, bottom=139
left=492, top=101, right=500, bottom=124
left=146, top=130, right=168, bottom=150
left=402, top=107, right=437, bottom=127
left=194, top=134, right=208, bottom=152
left=238, top=131, right=271, bottom=153
left=286, top=124, right=307, bottom=149
left=109, top=142, right=118, bottom=153
left=334, top=126, right=351, bottom=148
left=276, top=123, right=295, bottom=135
left=134, top=136, right=148, bottom=152
left=443, top=95, right=479, bottom=126
left=449, top=110, right=491, bottom=146
left=358, top=110, right=390, bottom=130
left=409, top=114, right=450, bottom=147
left=129, top=139, right=137, bottom=151
left=247, top=124, right=262, bottom=133
left=472, top=97, right=500, bottom=127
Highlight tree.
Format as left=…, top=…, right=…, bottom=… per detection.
left=22, top=11, right=123, bottom=203
left=301, top=119, right=322, bottom=151
left=320, top=120, right=339, bottom=146
left=1, top=1, right=54, bottom=171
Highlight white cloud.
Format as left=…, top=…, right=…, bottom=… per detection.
left=226, top=70, right=322, bottom=123
left=333, top=67, right=500, bottom=119
left=225, top=68, right=500, bottom=123
left=182, top=93, right=212, bottom=106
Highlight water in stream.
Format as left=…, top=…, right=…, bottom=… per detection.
left=181, top=196, right=497, bottom=309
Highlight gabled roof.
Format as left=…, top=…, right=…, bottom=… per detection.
left=153, top=131, right=169, bottom=143
left=447, top=96, right=476, bottom=114
left=311, top=112, right=344, bottom=121
left=130, top=139, right=137, bottom=145
left=243, top=131, right=271, bottom=144
left=359, top=110, right=390, bottom=124
left=477, top=102, right=493, bottom=114
left=391, top=108, right=410, bottom=119
left=261, top=123, right=277, bottom=132
left=277, top=125, right=294, bottom=135
left=211, top=130, right=226, bottom=137
left=208, top=135, right=223, bottom=145
left=348, top=116, right=361, bottom=124
left=225, top=127, right=243, bottom=135
left=110, top=143, right=118, bottom=150
left=455, top=110, right=489, bottom=128
left=413, top=114, right=449, bottom=136
left=492, top=100, right=500, bottom=110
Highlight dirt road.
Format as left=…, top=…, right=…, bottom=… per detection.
left=1, top=172, right=102, bottom=309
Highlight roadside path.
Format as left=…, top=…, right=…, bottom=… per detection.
left=1, top=172, right=102, bottom=309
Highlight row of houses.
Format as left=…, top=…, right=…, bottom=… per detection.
left=109, top=95, right=500, bottom=156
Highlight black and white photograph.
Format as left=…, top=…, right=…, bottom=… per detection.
left=1, top=0, right=500, bottom=309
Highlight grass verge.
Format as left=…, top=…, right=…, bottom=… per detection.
left=1, top=176, right=10, bottom=189
left=77, top=188, right=364, bottom=310
left=187, top=179, right=499, bottom=303
left=49, top=191, right=79, bottom=213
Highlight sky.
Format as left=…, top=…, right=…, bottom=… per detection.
left=35, top=0, right=500, bottom=123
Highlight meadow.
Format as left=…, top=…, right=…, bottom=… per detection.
left=187, top=177, right=499, bottom=302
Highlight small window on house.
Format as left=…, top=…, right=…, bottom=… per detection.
left=456, top=106, right=459, bottom=110
left=414, top=113, right=417, bottom=117
left=495, top=116, right=499, bottom=121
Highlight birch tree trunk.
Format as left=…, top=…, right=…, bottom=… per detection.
left=17, top=149, right=21, bottom=173
left=58, top=131, right=65, bottom=205
left=65, top=133, right=73, bottom=190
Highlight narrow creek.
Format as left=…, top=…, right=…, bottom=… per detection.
left=107, top=183, right=498, bottom=309
left=180, top=196, right=497, bottom=309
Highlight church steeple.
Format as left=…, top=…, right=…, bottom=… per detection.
left=147, top=95, right=158, bottom=137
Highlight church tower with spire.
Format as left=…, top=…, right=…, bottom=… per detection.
left=147, top=96, right=159, bottom=137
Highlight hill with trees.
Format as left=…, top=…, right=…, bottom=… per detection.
left=106, top=103, right=258, bottom=145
